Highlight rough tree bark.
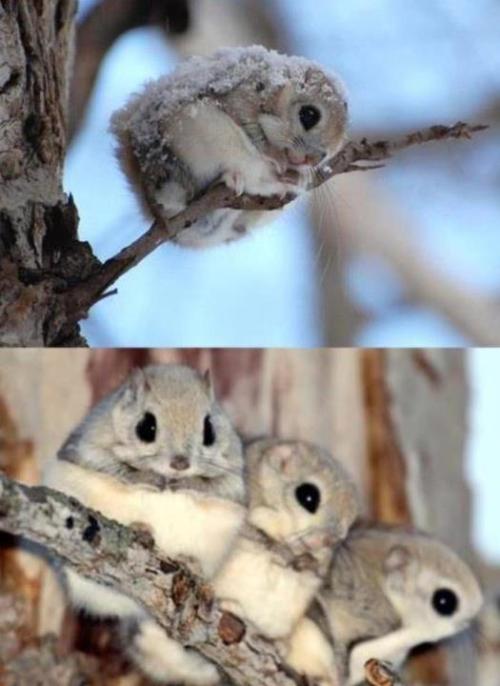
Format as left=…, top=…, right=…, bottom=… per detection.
left=0, top=349, right=495, bottom=684
left=0, top=0, right=95, bottom=346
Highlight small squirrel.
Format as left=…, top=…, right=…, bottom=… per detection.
left=110, top=45, right=347, bottom=248
left=285, top=523, right=484, bottom=686
left=213, top=438, right=359, bottom=641
left=44, top=364, right=247, bottom=686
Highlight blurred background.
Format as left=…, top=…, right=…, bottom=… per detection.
left=468, top=349, right=500, bottom=566
left=66, top=0, right=500, bottom=347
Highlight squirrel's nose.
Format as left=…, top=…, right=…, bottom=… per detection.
left=171, top=455, right=190, bottom=471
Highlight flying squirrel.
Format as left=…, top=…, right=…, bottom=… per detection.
left=213, top=437, right=359, bottom=641
left=44, top=363, right=246, bottom=686
left=110, top=45, right=348, bottom=248
left=284, top=523, right=484, bottom=686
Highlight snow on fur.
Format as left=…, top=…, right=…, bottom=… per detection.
left=110, top=45, right=346, bottom=141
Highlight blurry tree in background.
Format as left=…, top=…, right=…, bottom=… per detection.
left=1, top=0, right=497, bottom=346
left=66, top=0, right=500, bottom=347
left=0, top=349, right=499, bottom=684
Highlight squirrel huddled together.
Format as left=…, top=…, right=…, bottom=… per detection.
left=43, top=364, right=483, bottom=686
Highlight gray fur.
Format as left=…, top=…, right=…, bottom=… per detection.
left=54, top=363, right=246, bottom=686
left=58, top=364, right=246, bottom=505
left=244, top=437, right=359, bottom=578
left=317, top=523, right=483, bottom=683
left=110, top=45, right=348, bottom=248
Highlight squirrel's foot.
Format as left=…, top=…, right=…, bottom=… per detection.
left=222, top=169, right=245, bottom=196
left=124, top=618, right=219, bottom=685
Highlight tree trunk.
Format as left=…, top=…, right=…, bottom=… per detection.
left=363, top=350, right=477, bottom=685
left=0, top=0, right=97, bottom=346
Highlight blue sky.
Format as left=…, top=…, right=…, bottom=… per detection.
left=69, top=0, right=500, bottom=346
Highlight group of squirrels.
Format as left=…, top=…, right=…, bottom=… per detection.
left=44, top=46, right=483, bottom=684
left=44, top=363, right=483, bottom=686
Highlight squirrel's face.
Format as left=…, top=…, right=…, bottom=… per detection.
left=108, top=365, right=244, bottom=488
left=383, top=539, right=483, bottom=640
left=249, top=439, right=358, bottom=551
left=258, top=69, right=348, bottom=174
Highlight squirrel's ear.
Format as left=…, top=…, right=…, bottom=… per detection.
left=385, top=545, right=411, bottom=572
left=384, top=544, right=417, bottom=590
left=203, top=369, right=214, bottom=399
left=276, top=81, right=295, bottom=111
left=304, top=67, right=316, bottom=84
left=244, top=438, right=272, bottom=473
left=264, top=442, right=295, bottom=475
left=120, top=367, right=148, bottom=409
left=111, top=368, right=147, bottom=436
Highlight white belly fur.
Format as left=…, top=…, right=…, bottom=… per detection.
left=65, top=567, right=142, bottom=617
left=44, top=460, right=245, bottom=578
left=169, top=101, right=288, bottom=197
left=213, top=538, right=320, bottom=638
left=285, top=617, right=339, bottom=686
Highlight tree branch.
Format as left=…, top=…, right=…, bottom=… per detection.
left=63, top=121, right=487, bottom=325
left=0, top=472, right=301, bottom=686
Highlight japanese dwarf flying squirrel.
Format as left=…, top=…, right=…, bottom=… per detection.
left=44, top=364, right=246, bottom=686
left=284, top=524, right=483, bottom=686
left=111, top=45, right=347, bottom=247
left=213, top=438, right=359, bottom=642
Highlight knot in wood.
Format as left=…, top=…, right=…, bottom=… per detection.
left=218, top=612, right=246, bottom=645
left=159, top=559, right=177, bottom=574
left=130, top=521, right=155, bottom=549
left=195, top=583, right=215, bottom=621
left=172, top=571, right=195, bottom=607
left=364, top=658, right=397, bottom=686
left=82, top=514, right=101, bottom=546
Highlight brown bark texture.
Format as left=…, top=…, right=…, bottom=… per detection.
left=0, top=0, right=96, bottom=346
left=362, top=350, right=481, bottom=686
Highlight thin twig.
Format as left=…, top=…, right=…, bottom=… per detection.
left=64, top=121, right=487, bottom=320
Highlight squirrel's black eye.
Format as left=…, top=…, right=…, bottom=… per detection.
left=135, top=412, right=157, bottom=443
left=299, top=105, right=321, bottom=131
left=295, top=482, right=321, bottom=513
left=432, top=588, right=459, bottom=616
left=203, top=414, right=216, bottom=447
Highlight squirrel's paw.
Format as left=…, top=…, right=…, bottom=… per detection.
left=125, top=618, right=219, bottom=685
left=222, top=169, right=245, bottom=196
